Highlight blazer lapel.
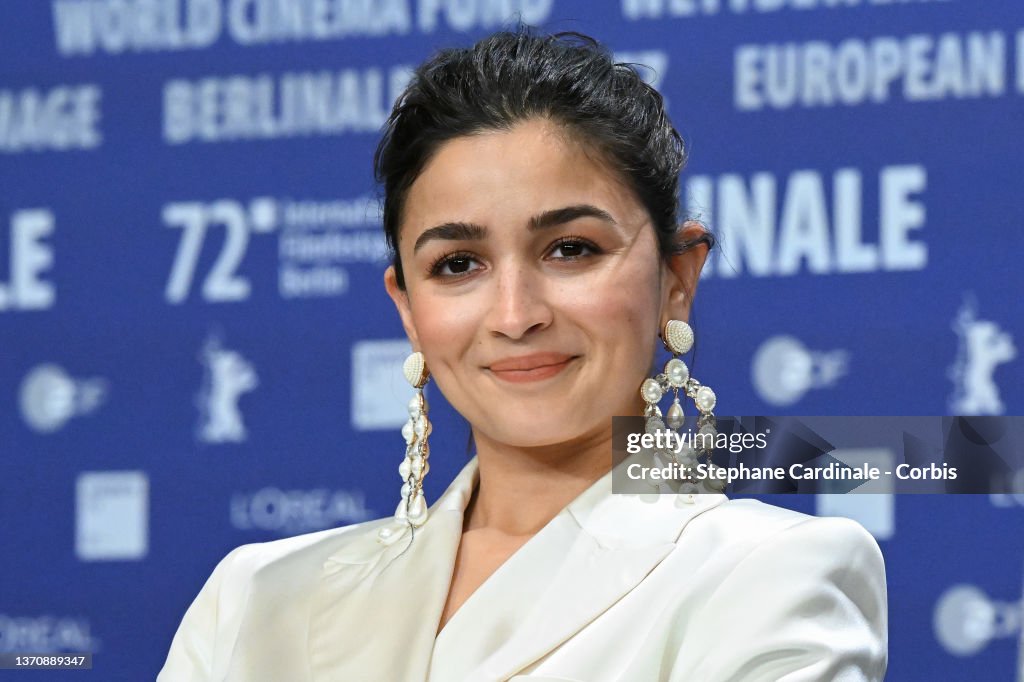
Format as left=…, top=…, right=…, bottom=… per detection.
left=305, top=455, right=726, bottom=682
left=307, top=459, right=478, bottom=682
left=472, top=477, right=727, bottom=681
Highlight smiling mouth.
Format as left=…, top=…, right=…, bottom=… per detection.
left=487, top=355, right=578, bottom=383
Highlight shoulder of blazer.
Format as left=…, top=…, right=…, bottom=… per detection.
left=695, top=497, right=875, bottom=542
left=207, top=515, right=394, bottom=595
left=679, top=497, right=884, bottom=578
left=215, top=497, right=877, bottom=586
left=206, top=458, right=479, bottom=597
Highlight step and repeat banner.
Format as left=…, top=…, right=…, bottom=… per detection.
left=2, top=0, right=1023, bottom=679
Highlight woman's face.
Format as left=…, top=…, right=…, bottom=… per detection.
left=386, top=118, right=697, bottom=448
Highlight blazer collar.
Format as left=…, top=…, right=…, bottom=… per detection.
left=308, top=456, right=726, bottom=682
left=308, top=459, right=477, bottom=681
left=319, top=456, right=479, bottom=570
left=470, top=460, right=727, bottom=681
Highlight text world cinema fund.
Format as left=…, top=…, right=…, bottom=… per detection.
left=52, top=0, right=554, bottom=55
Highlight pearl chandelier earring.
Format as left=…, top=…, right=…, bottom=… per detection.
left=639, top=320, right=726, bottom=493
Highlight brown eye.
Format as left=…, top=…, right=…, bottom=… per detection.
left=550, top=238, right=600, bottom=260
left=429, top=251, right=482, bottom=279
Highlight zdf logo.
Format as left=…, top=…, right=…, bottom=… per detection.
left=933, top=584, right=1021, bottom=657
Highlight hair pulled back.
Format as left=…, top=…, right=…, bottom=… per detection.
left=374, top=27, right=712, bottom=289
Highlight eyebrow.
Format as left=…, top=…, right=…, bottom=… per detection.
left=412, top=204, right=617, bottom=254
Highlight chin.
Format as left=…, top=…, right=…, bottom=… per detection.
left=478, top=412, right=611, bottom=449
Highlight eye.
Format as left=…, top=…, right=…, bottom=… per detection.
left=549, top=236, right=601, bottom=260
left=429, top=251, right=481, bottom=278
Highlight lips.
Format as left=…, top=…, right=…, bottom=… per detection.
left=487, top=352, right=577, bottom=383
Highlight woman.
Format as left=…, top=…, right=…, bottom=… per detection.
left=158, top=29, right=887, bottom=682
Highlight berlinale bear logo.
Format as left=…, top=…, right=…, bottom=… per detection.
left=196, top=335, right=258, bottom=443
left=948, top=296, right=1017, bottom=416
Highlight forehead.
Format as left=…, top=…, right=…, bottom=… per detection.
left=400, top=118, right=647, bottom=243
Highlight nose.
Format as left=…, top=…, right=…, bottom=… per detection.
left=484, top=261, right=553, bottom=341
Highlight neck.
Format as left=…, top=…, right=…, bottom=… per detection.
left=464, top=426, right=614, bottom=536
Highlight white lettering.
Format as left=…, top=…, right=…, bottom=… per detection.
left=777, top=171, right=831, bottom=275
left=716, top=173, right=775, bottom=278
left=736, top=31, right=1007, bottom=111
left=228, top=0, right=411, bottom=44
left=281, top=197, right=378, bottom=228
left=0, top=210, right=57, bottom=312
left=278, top=264, right=350, bottom=297
left=0, top=616, right=94, bottom=653
left=871, top=37, right=903, bottom=102
left=624, top=0, right=953, bottom=19
left=417, top=0, right=551, bottom=33
left=735, top=45, right=763, bottom=110
left=880, top=165, right=927, bottom=270
left=0, top=85, right=102, bottom=153
left=688, top=164, right=928, bottom=277
left=801, top=41, right=834, bottom=106
left=1017, top=29, right=1024, bottom=94
left=688, top=176, right=716, bottom=276
left=230, top=487, right=372, bottom=533
left=834, top=39, right=869, bottom=104
left=52, top=0, right=221, bottom=56
left=163, top=67, right=409, bottom=144
left=622, top=0, right=664, bottom=19
left=51, top=0, right=424, bottom=53
left=279, top=231, right=387, bottom=262
left=834, top=169, right=878, bottom=272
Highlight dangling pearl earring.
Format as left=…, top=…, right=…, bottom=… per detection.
left=640, top=320, right=725, bottom=492
left=393, top=351, right=432, bottom=528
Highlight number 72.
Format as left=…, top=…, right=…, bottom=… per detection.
left=163, top=199, right=276, bottom=304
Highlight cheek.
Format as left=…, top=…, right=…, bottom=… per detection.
left=564, top=258, right=663, bottom=336
left=407, top=292, right=479, bottom=369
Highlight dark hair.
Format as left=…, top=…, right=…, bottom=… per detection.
left=374, top=27, right=714, bottom=289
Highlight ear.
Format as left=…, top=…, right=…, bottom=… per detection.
left=384, top=265, right=421, bottom=350
left=660, top=220, right=710, bottom=329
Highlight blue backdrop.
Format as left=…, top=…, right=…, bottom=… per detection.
left=1, top=0, right=1022, bottom=679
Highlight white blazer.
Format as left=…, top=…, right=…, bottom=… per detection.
left=158, top=457, right=887, bottom=681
